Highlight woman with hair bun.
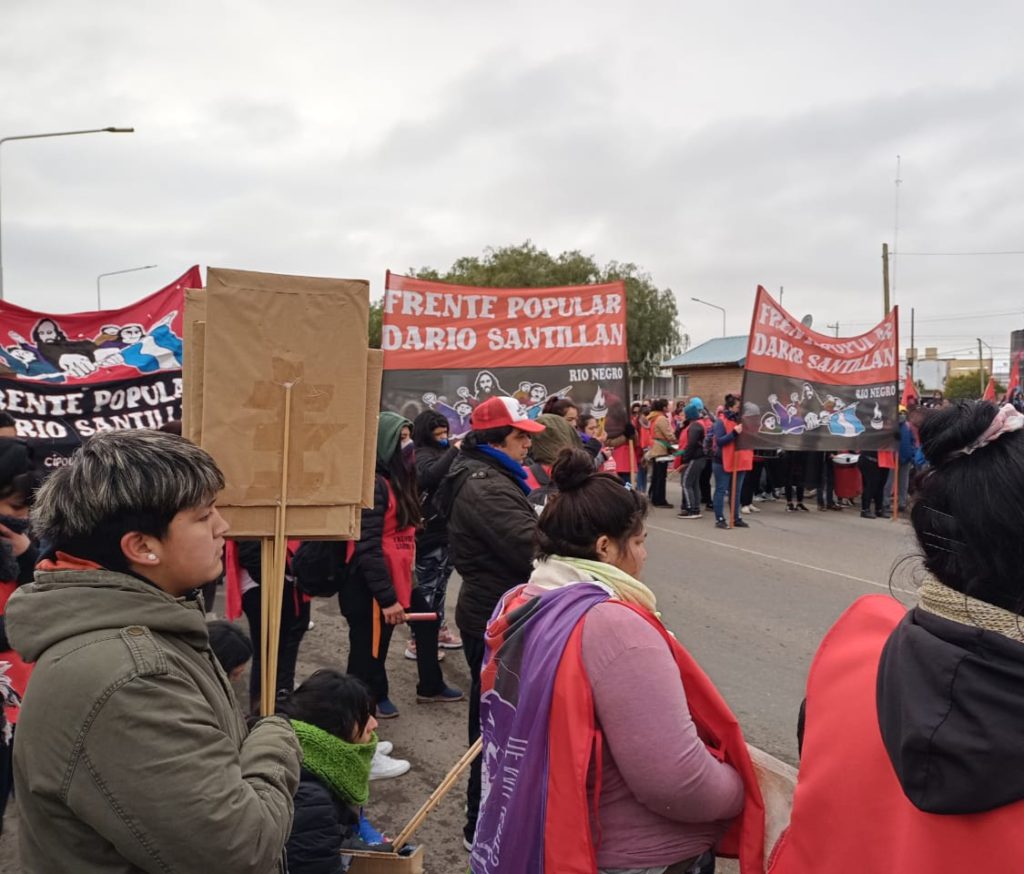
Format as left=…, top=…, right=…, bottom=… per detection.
left=471, top=448, right=763, bottom=874
left=770, top=400, right=1024, bottom=872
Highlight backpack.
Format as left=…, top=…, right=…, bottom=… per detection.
left=702, top=423, right=718, bottom=458
left=428, top=465, right=473, bottom=524
left=292, top=540, right=349, bottom=597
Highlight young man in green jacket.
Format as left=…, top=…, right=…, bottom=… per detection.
left=5, top=429, right=302, bottom=873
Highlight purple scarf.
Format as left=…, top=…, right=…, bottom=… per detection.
left=471, top=582, right=610, bottom=873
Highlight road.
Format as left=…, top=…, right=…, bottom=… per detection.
left=0, top=479, right=920, bottom=872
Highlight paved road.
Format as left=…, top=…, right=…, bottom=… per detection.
left=0, top=479, right=920, bottom=873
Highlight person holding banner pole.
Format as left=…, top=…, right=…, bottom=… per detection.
left=676, top=398, right=707, bottom=519
left=712, top=396, right=753, bottom=530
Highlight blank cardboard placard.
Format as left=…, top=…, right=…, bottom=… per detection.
left=203, top=268, right=370, bottom=508
left=182, top=289, right=206, bottom=443
left=362, top=349, right=383, bottom=510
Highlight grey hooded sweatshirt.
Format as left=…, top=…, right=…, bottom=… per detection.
left=5, top=567, right=302, bottom=873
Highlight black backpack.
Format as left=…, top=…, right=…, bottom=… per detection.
left=291, top=541, right=349, bottom=597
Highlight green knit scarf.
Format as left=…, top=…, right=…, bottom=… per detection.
left=290, top=719, right=377, bottom=807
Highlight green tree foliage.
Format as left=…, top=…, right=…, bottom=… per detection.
left=369, top=299, right=383, bottom=349
left=944, top=370, right=1005, bottom=400
left=405, top=241, right=684, bottom=378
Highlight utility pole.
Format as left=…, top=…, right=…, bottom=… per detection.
left=826, top=322, right=840, bottom=337
left=779, top=285, right=784, bottom=307
left=909, top=308, right=915, bottom=380
left=979, top=339, right=985, bottom=396
left=882, top=243, right=891, bottom=316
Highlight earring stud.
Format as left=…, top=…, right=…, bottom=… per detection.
left=147, top=553, right=158, bottom=562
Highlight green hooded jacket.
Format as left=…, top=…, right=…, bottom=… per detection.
left=5, top=568, right=302, bottom=873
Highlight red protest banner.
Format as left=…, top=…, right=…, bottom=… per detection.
left=381, top=272, right=626, bottom=370
left=740, top=286, right=899, bottom=450
left=0, top=266, right=201, bottom=464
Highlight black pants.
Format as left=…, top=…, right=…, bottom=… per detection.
left=463, top=632, right=486, bottom=843
left=699, top=460, right=713, bottom=506
left=740, top=461, right=759, bottom=507
left=859, top=458, right=886, bottom=514
left=681, top=457, right=707, bottom=512
left=241, top=581, right=310, bottom=714
left=784, top=451, right=807, bottom=504
left=338, top=582, right=445, bottom=704
left=649, top=457, right=669, bottom=505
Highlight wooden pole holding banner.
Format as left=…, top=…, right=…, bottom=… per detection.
left=730, top=469, right=737, bottom=528
left=891, top=456, right=900, bottom=522
left=261, top=382, right=294, bottom=717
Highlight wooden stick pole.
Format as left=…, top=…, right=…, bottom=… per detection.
left=891, top=456, right=900, bottom=522
left=259, top=538, right=274, bottom=715
left=730, top=469, right=737, bottom=528
left=393, top=737, right=483, bottom=852
left=263, top=382, right=294, bottom=716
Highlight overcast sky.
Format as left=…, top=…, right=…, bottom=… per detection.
left=3, top=1, right=1022, bottom=360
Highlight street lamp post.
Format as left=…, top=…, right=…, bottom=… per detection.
left=97, top=264, right=158, bottom=310
left=692, top=297, right=727, bottom=337
left=0, top=126, right=135, bottom=300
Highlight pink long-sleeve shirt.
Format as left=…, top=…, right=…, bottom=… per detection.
left=580, top=601, right=745, bottom=869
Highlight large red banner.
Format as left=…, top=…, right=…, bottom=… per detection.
left=740, top=286, right=899, bottom=450
left=381, top=272, right=626, bottom=370
left=0, top=266, right=201, bottom=465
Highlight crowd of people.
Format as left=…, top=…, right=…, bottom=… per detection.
left=0, top=392, right=1022, bottom=873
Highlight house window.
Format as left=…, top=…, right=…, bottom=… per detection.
left=674, top=374, right=689, bottom=397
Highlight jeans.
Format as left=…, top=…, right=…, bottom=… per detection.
left=600, top=852, right=714, bottom=874
left=241, top=580, right=310, bottom=715
left=415, top=544, right=454, bottom=627
left=712, top=464, right=746, bottom=523
left=817, top=453, right=836, bottom=507
left=681, top=457, right=707, bottom=512
left=463, top=632, right=486, bottom=843
left=338, top=582, right=445, bottom=703
left=884, top=464, right=911, bottom=509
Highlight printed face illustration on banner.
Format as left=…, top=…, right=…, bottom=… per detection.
left=381, top=273, right=629, bottom=434
left=0, top=267, right=202, bottom=464
left=739, top=286, right=899, bottom=451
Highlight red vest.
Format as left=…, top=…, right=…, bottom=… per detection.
left=531, top=596, right=767, bottom=873
left=720, top=416, right=754, bottom=473
left=769, top=595, right=1024, bottom=872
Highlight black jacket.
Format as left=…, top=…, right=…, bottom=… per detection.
left=448, top=448, right=537, bottom=638
left=346, top=474, right=399, bottom=609
left=876, top=607, right=1024, bottom=815
left=285, top=769, right=358, bottom=874
left=415, top=442, right=459, bottom=553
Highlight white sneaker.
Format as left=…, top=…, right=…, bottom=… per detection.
left=741, top=505, right=752, bottom=514
left=376, top=740, right=393, bottom=756
left=403, top=643, right=445, bottom=661
left=369, top=750, right=410, bottom=781
left=747, top=504, right=761, bottom=513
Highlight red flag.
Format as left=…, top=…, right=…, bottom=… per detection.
left=901, top=366, right=919, bottom=408
left=1008, top=352, right=1022, bottom=399
left=983, top=376, right=997, bottom=402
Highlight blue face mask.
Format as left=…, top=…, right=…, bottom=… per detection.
left=437, top=439, right=449, bottom=448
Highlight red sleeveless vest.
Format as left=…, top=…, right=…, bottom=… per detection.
left=769, top=595, right=1024, bottom=872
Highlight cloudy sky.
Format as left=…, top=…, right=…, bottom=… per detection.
left=3, top=1, right=1022, bottom=360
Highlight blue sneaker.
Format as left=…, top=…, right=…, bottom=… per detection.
left=376, top=698, right=399, bottom=719
left=416, top=685, right=465, bottom=703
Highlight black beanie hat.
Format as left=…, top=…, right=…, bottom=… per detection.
left=0, top=438, right=31, bottom=489
left=207, top=620, right=253, bottom=673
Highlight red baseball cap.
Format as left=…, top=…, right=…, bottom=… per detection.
left=470, top=396, right=546, bottom=433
